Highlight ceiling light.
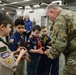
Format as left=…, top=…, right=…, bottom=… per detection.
left=3, top=4, right=7, bottom=5
left=2, top=7, right=4, bottom=10
left=10, top=2, right=18, bottom=4
left=0, top=1, right=1, bottom=3
left=33, top=5, right=40, bottom=8
left=18, top=7, right=23, bottom=9
left=24, top=0, right=30, bottom=1
left=25, top=6, right=30, bottom=9
left=52, top=0, right=62, bottom=5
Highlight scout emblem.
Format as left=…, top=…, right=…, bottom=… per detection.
left=9, top=39, right=14, bottom=43
left=5, top=58, right=11, bottom=64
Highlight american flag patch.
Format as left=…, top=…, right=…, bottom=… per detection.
left=1, top=52, right=10, bottom=59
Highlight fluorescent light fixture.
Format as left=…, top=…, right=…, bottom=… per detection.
left=18, top=7, right=23, bottom=9
left=24, top=0, right=30, bottom=1
left=3, top=4, right=7, bottom=5
left=25, top=6, right=30, bottom=9
left=0, top=1, right=2, bottom=3
left=52, top=0, right=62, bottom=5
left=10, top=2, right=18, bottom=4
left=2, top=7, right=4, bottom=10
left=33, top=5, right=40, bottom=8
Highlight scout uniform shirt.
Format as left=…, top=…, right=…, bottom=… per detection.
left=9, top=31, right=25, bottom=51
left=0, top=36, right=16, bottom=75
left=27, top=35, right=42, bottom=57
left=40, top=35, right=51, bottom=50
left=9, top=31, right=26, bottom=75
left=27, top=35, right=42, bottom=75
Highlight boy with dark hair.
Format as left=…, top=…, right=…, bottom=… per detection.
left=0, top=13, right=27, bottom=75
left=9, top=18, right=30, bottom=75
left=38, top=26, right=59, bottom=75
left=27, top=25, right=43, bottom=75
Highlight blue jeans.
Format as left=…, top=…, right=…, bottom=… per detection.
left=27, top=55, right=40, bottom=75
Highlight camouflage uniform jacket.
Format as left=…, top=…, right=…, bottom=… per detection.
left=48, top=9, right=76, bottom=74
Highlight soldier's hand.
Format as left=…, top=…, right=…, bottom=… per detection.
left=44, top=50, right=48, bottom=56
left=44, top=46, right=51, bottom=56
left=46, top=46, right=51, bottom=50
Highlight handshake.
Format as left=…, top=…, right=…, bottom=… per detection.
left=14, top=46, right=31, bottom=62
left=42, top=46, right=49, bottom=51
left=38, top=46, right=50, bottom=55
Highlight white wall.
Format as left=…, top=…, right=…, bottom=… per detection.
left=17, top=8, right=46, bottom=25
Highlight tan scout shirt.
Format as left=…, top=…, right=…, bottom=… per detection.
left=0, top=37, right=17, bottom=75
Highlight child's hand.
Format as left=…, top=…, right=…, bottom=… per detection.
left=19, top=49, right=26, bottom=56
left=23, top=29, right=27, bottom=32
left=38, top=48, right=44, bottom=54
left=25, top=53, right=31, bottom=62
left=17, top=46, right=26, bottom=51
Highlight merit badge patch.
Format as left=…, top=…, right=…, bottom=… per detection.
left=5, top=58, right=11, bottom=64
left=9, top=39, right=14, bottom=43
left=1, top=52, right=10, bottom=59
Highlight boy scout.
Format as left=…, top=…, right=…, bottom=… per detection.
left=9, top=19, right=29, bottom=75
left=37, top=26, right=59, bottom=75
left=45, top=3, right=76, bottom=75
left=0, top=13, right=27, bottom=75
left=27, top=25, right=43, bottom=75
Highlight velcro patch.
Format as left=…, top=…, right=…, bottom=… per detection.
left=1, top=52, right=10, bottom=59
left=0, top=46, right=7, bottom=52
left=9, top=39, right=14, bottom=43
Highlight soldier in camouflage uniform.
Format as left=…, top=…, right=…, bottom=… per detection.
left=44, top=3, right=76, bottom=75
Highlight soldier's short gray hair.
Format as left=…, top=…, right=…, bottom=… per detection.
left=46, top=3, right=60, bottom=11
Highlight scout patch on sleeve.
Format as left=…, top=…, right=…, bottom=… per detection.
left=0, top=46, right=7, bottom=52
left=5, top=58, right=11, bottom=64
left=9, top=39, right=14, bottom=43
left=1, top=52, right=10, bottom=59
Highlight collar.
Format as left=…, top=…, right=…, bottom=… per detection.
left=41, top=35, right=47, bottom=37
left=0, top=36, right=6, bottom=42
left=14, top=31, right=23, bottom=38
